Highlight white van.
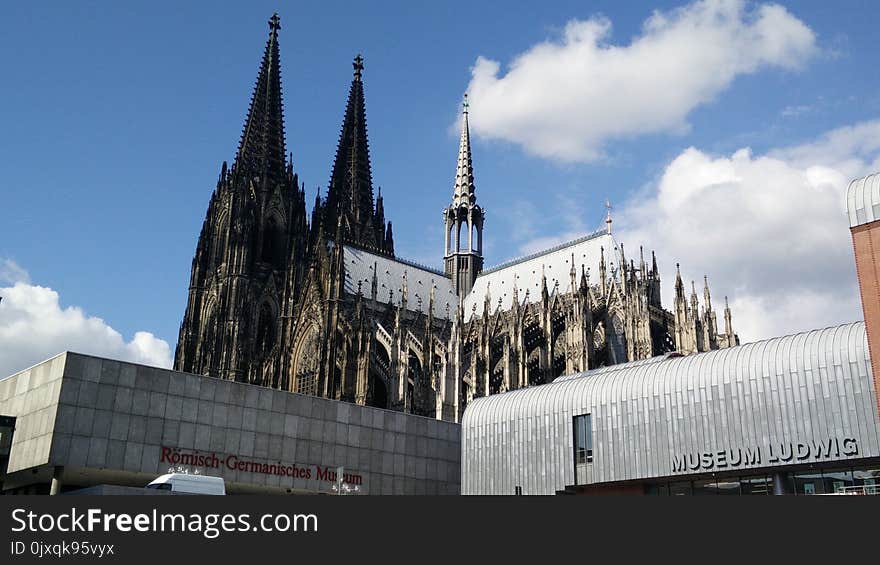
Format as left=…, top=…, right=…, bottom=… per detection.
left=145, top=473, right=226, bottom=495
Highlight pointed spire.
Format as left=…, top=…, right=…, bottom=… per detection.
left=541, top=264, right=549, bottom=302
left=384, top=221, right=394, bottom=255
left=234, top=13, right=286, bottom=180
left=724, top=296, right=734, bottom=337
left=325, top=53, right=382, bottom=250
left=652, top=250, right=658, bottom=277
left=674, top=263, right=685, bottom=299
left=703, top=275, right=712, bottom=312
left=605, top=200, right=613, bottom=234
left=639, top=246, right=646, bottom=280
left=452, top=94, right=476, bottom=207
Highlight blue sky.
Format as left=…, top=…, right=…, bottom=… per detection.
left=1, top=0, right=879, bottom=375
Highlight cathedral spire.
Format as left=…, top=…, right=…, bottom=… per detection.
left=605, top=200, right=613, bottom=234
left=724, top=296, right=734, bottom=337
left=443, top=93, right=484, bottom=296
left=703, top=275, right=713, bottom=312
left=324, top=54, right=384, bottom=251
left=674, top=263, right=685, bottom=300
left=452, top=94, right=476, bottom=207
left=234, top=13, right=286, bottom=180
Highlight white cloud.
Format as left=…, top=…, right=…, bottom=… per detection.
left=0, top=259, right=30, bottom=285
left=0, top=263, right=172, bottom=377
left=615, top=120, right=880, bottom=342
left=465, top=0, right=817, bottom=161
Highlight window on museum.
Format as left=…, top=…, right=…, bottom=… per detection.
left=574, top=414, right=593, bottom=464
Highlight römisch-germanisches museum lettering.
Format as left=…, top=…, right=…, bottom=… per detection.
left=160, top=447, right=364, bottom=485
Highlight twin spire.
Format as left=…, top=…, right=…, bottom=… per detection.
left=322, top=53, right=394, bottom=254
left=234, top=13, right=287, bottom=180
left=232, top=15, right=393, bottom=254
left=231, top=14, right=474, bottom=261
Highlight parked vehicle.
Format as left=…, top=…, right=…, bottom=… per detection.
left=145, top=473, right=226, bottom=495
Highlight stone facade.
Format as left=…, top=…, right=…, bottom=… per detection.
left=0, top=353, right=460, bottom=495
left=174, top=14, right=739, bottom=424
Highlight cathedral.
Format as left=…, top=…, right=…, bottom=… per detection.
left=174, top=14, right=739, bottom=422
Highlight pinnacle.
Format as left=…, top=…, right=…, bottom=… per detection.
left=451, top=93, right=476, bottom=207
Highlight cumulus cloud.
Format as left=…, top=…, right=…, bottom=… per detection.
left=615, top=120, right=880, bottom=342
left=465, top=0, right=817, bottom=161
left=0, top=261, right=172, bottom=376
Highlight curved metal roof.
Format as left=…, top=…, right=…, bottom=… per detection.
left=847, top=172, right=880, bottom=228
left=461, top=322, right=880, bottom=494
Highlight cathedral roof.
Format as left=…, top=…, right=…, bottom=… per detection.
left=847, top=171, right=880, bottom=228
left=343, top=245, right=457, bottom=320
left=462, top=230, right=621, bottom=321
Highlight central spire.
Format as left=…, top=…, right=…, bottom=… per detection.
left=452, top=94, right=476, bottom=207
left=323, top=53, right=389, bottom=253
left=233, top=13, right=287, bottom=180
left=444, top=93, right=484, bottom=296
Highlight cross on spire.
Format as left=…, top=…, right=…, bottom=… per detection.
left=462, top=93, right=469, bottom=114
left=353, top=54, right=364, bottom=80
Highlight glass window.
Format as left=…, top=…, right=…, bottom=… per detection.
left=822, top=468, right=854, bottom=495
left=645, top=483, right=669, bottom=496
left=693, top=479, right=719, bottom=495
left=573, top=414, right=593, bottom=465
left=793, top=471, right=824, bottom=495
left=853, top=468, right=880, bottom=495
left=669, top=481, right=692, bottom=496
left=145, top=483, right=172, bottom=491
left=714, top=479, right=741, bottom=495
left=740, top=475, right=772, bottom=495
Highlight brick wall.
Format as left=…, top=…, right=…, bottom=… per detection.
left=851, top=219, right=880, bottom=417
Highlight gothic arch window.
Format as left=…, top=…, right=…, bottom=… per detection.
left=292, top=324, right=321, bottom=396
left=370, top=373, right=388, bottom=409
left=489, top=334, right=505, bottom=395
left=199, top=299, right=218, bottom=375
left=407, top=349, right=422, bottom=410
left=607, top=311, right=627, bottom=364
left=212, top=212, right=229, bottom=267
left=261, top=216, right=285, bottom=270
left=254, top=302, right=277, bottom=359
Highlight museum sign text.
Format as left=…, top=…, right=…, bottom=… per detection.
left=159, top=446, right=363, bottom=485
left=671, top=437, right=859, bottom=473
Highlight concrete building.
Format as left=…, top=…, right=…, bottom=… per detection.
left=0, top=353, right=460, bottom=495
left=461, top=172, right=880, bottom=495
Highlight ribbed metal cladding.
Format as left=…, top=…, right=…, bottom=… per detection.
left=461, top=322, right=880, bottom=495
left=847, top=172, right=880, bottom=228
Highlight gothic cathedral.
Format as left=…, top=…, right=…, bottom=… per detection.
left=174, top=15, right=739, bottom=422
